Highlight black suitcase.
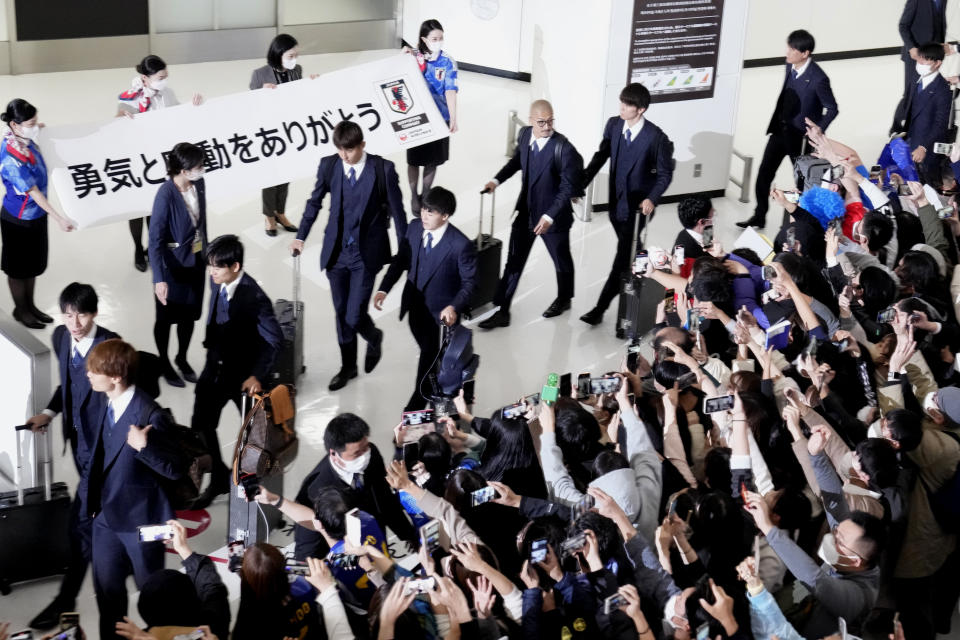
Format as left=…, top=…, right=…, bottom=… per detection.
left=615, top=211, right=664, bottom=340
left=0, top=425, right=71, bottom=593
left=227, top=394, right=284, bottom=546
left=271, top=254, right=305, bottom=387
left=467, top=190, right=503, bottom=315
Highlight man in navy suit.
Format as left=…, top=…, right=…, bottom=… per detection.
left=901, top=43, right=954, bottom=181
left=24, top=283, right=119, bottom=630
left=579, top=83, right=674, bottom=326
left=738, top=30, right=838, bottom=229
left=478, top=100, right=584, bottom=329
left=898, top=0, right=948, bottom=102
left=83, top=339, right=182, bottom=640
left=292, top=120, right=407, bottom=391
left=374, top=187, right=478, bottom=410
left=190, top=234, right=282, bottom=506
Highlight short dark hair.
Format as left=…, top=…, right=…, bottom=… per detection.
left=555, top=401, right=603, bottom=464
left=848, top=510, right=887, bottom=566
left=417, top=19, right=444, bottom=55
left=422, top=186, right=456, bottom=216
left=678, top=197, right=712, bottom=230
left=787, top=29, right=815, bottom=54
left=135, top=55, right=167, bottom=77
left=857, top=266, right=898, bottom=314
left=205, top=234, right=244, bottom=268
left=918, top=42, right=945, bottom=62
left=266, top=33, right=298, bottom=70
left=312, top=486, right=351, bottom=540
left=860, top=211, right=894, bottom=252
left=323, top=413, right=371, bottom=454
left=771, top=488, right=812, bottom=532
left=884, top=409, right=923, bottom=452
left=0, top=98, right=36, bottom=125
left=703, top=446, right=731, bottom=491
left=619, top=83, right=650, bottom=111
left=591, top=450, right=629, bottom=478
left=571, top=511, right=622, bottom=563
left=332, top=120, right=364, bottom=150
left=856, top=438, right=899, bottom=489
left=166, top=142, right=204, bottom=177
left=59, top=282, right=98, bottom=314
left=896, top=251, right=941, bottom=294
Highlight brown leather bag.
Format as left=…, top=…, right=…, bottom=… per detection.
left=232, top=384, right=298, bottom=483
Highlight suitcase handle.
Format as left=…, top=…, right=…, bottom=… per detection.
left=13, top=423, right=52, bottom=505
left=477, top=189, right=496, bottom=246
left=292, top=253, right=301, bottom=320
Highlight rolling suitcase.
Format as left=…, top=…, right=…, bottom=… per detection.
left=615, top=212, right=664, bottom=340
left=271, top=254, right=305, bottom=387
left=467, top=190, right=503, bottom=315
left=0, top=425, right=71, bottom=593
left=227, top=393, right=284, bottom=547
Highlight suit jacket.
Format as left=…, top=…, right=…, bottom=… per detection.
left=766, top=61, right=838, bottom=135
left=297, top=154, right=407, bottom=273
left=900, top=0, right=947, bottom=60
left=583, top=116, right=674, bottom=222
left=203, top=272, right=283, bottom=384
left=149, top=178, right=208, bottom=305
left=293, top=444, right=416, bottom=560
left=85, top=386, right=181, bottom=529
left=378, top=219, right=478, bottom=320
left=672, top=228, right=706, bottom=261
left=249, top=63, right=302, bottom=90
left=907, top=74, right=953, bottom=152
left=494, top=127, right=584, bottom=233
left=46, top=324, right=120, bottom=473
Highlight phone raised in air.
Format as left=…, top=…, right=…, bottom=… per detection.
left=703, top=395, right=735, bottom=414
left=137, top=524, right=174, bottom=542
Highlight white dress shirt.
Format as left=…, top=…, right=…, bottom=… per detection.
left=342, top=152, right=367, bottom=180
left=422, top=222, right=449, bottom=248
left=621, top=117, right=646, bottom=142
left=792, top=58, right=812, bottom=79
left=108, top=385, right=136, bottom=424
left=488, top=134, right=557, bottom=224
left=42, top=322, right=99, bottom=418
left=220, top=271, right=245, bottom=301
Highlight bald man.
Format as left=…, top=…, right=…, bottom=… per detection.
left=479, top=100, right=584, bottom=328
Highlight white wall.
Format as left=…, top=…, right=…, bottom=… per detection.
left=282, top=0, right=393, bottom=25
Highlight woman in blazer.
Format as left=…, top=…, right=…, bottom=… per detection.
left=250, top=33, right=307, bottom=237
left=148, top=143, right=208, bottom=387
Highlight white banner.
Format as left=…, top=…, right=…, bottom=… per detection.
left=42, top=54, right=448, bottom=229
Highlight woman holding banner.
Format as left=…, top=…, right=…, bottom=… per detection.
left=0, top=98, right=75, bottom=329
left=118, top=54, right=203, bottom=272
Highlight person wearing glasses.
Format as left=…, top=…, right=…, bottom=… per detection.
left=479, top=100, right=584, bottom=329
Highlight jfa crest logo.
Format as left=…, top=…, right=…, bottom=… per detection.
left=434, top=68, right=446, bottom=82
left=381, top=79, right=413, bottom=114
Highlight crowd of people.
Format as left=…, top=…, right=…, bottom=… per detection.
left=2, top=7, right=960, bottom=640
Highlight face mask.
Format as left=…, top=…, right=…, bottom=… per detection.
left=282, top=57, right=297, bottom=71
left=817, top=532, right=859, bottom=569
left=185, top=168, right=204, bottom=181
left=16, top=125, right=39, bottom=141
left=425, top=39, right=443, bottom=53
left=148, top=77, right=167, bottom=92
left=337, top=449, right=371, bottom=474
left=916, top=62, right=933, bottom=77
left=867, top=421, right=883, bottom=439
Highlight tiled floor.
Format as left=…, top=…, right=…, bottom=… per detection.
left=1, top=49, right=957, bottom=639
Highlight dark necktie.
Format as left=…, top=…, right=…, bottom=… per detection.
left=352, top=472, right=364, bottom=490
left=348, top=167, right=357, bottom=187
left=216, top=287, right=230, bottom=324
left=624, top=129, right=632, bottom=144
left=424, top=232, right=434, bottom=256
left=531, top=142, right=540, bottom=155
left=917, top=80, right=923, bottom=95
left=71, top=346, right=82, bottom=366
left=934, top=0, right=942, bottom=10
left=791, top=69, right=798, bottom=80
left=105, top=405, right=116, bottom=440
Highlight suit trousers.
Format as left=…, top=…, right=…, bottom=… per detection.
left=326, top=245, right=378, bottom=345
left=754, top=130, right=804, bottom=219
left=191, top=361, right=243, bottom=470
left=595, top=211, right=643, bottom=313
left=92, top=513, right=164, bottom=640
left=56, top=492, right=93, bottom=603
left=405, top=295, right=443, bottom=411
left=493, top=219, right=574, bottom=310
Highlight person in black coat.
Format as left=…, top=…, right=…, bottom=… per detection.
left=291, top=120, right=407, bottom=391
left=374, top=187, right=478, bottom=410
left=738, top=30, right=838, bottom=229
left=292, top=413, right=417, bottom=559
left=579, top=83, right=674, bottom=327
left=674, top=197, right=714, bottom=278
left=898, top=0, right=948, bottom=103
left=25, top=283, right=119, bottom=630
left=479, top=100, right=584, bottom=328
left=190, top=235, right=283, bottom=506
left=901, top=43, right=954, bottom=181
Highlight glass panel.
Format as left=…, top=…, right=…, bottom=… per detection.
left=153, top=0, right=215, bottom=34
left=282, top=0, right=393, bottom=25
left=217, top=0, right=276, bottom=29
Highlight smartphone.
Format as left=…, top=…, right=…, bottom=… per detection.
left=462, top=379, right=476, bottom=405
left=898, top=184, right=912, bottom=196
left=433, top=397, right=459, bottom=420
left=877, top=308, right=897, bottom=324
left=831, top=164, right=845, bottom=180
left=227, top=540, right=245, bottom=573
left=686, top=309, right=702, bottom=334
left=604, top=592, right=629, bottom=615
left=828, top=217, right=845, bottom=236
left=740, top=481, right=750, bottom=504
left=59, top=612, right=79, bottom=630
left=560, top=532, right=587, bottom=556
left=802, top=336, right=819, bottom=357
left=783, top=190, right=801, bottom=204
left=588, top=376, right=622, bottom=395
left=934, top=142, right=954, bottom=155
left=50, top=631, right=78, bottom=640
left=785, top=226, right=797, bottom=250
left=502, top=401, right=526, bottom=419
left=676, top=371, right=698, bottom=390
left=696, top=622, right=711, bottom=640
left=345, top=508, right=362, bottom=547
left=674, top=245, right=685, bottom=265
left=761, top=287, right=780, bottom=304
left=327, top=553, right=360, bottom=569
left=938, top=206, right=954, bottom=219
left=703, top=395, right=735, bottom=413
left=239, top=473, right=260, bottom=501
left=634, top=250, right=649, bottom=274
left=761, top=265, right=777, bottom=280
left=577, top=372, right=590, bottom=398
left=869, top=164, right=883, bottom=182
left=529, top=537, right=548, bottom=564
left=404, top=577, right=437, bottom=594
left=664, top=288, right=677, bottom=315
left=10, top=631, right=32, bottom=640
left=137, top=524, right=174, bottom=542
left=402, top=409, right=434, bottom=426
left=559, top=372, right=572, bottom=398
left=285, top=559, right=311, bottom=576
left=419, top=518, right=441, bottom=553
left=571, top=494, right=596, bottom=522
left=172, top=631, right=205, bottom=640
left=523, top=392, right=541, bottom=410
left=470, top=485, right=497, bottom=507
left=702, top=225, right=714, bottom=247
left=626, top=346, right=639, bottom=373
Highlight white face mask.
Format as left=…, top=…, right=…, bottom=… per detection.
left=337, top=449, right=371, bottom=474
left=16, top=125, right=39, bottom=141
left=148, top=77, right=167, bottom=92
left=916, top=62, right=933, bottom=77
left=424, top=39, right=443, bottom=53
left=185, top=168, right=204, bottom=182
left=282, top=57, right=297, bottom=71
left=817, top=532, right=859, bottom=569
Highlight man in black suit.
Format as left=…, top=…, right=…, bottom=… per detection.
left=899, top=0, right=948, bottom=101
left=579, top=83, right=674, bottom=326
left=673, top=197, right=714, bottom=278
left=478, top=100, right=584, bottom=329
left=374, top=187, right=478, bottom=410
left=190, top=234, right=283, bottom=506
left=738, top=29, right=838, bottom=229
left=25, top=283, right=119, bottom=629
left=279, top=413, right=416, bottom=559
left=901, top=43, right=954, bottom=180
left=291, top=120, right=407, bottom=391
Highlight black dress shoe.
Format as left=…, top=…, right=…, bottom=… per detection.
left=542, top=298, right=571, bottom=318
left=735, top=215, right=765, bottom=229
left=175, top=356, right=198, bottom=383
left=478, top=310, right=511, bottom=329
left=29, top=597, right=74, bottom=629
left=328, top=367, right=358, bottom=391
left=31, top=307, right=54, bottom=323
left=364, top=328, right=384, bottom=374
left=134, top=249, right=147, bottom=272
left=161, top=364, right=185, bottom=388
left=13, top=308, right=44, bottom=329
left=265, top=227, right=278, bottom=237
left=579, top=307, right=604, bottom=326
